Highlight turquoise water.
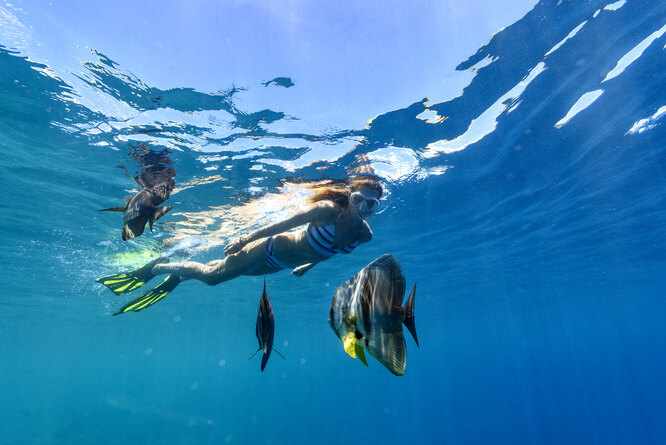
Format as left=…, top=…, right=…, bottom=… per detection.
left=2, top=0, right=666, bottom=443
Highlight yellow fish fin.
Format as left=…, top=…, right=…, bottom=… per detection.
left=343, top=332, right=357, bottom=358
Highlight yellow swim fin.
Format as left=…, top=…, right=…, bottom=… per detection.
left=113, top=274, right=180, bottom=315
left=95, top=257, right=167, bottom=295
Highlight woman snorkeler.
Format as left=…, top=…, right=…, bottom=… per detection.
left=96, top=175, right=383, bottom=314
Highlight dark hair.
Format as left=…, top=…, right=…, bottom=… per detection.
left=306, top=175, right=383, bottom=208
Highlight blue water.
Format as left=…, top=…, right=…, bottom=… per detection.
left=2, top=0, right=666, bottom=444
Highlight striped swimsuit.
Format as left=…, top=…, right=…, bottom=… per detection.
left=305, top=218, right=360, bottom=258
left=266, top=236, right=289, bottom=270
left=265, top=214, right=360, bottom=270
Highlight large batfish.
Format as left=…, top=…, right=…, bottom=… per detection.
left=101, top=166, right=175, bottom=240
left=328, top=254, right=418, bottom=376
left=250, top=279, right=284, bottom=371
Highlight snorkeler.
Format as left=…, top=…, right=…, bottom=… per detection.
left=96, top=175, right=383, bottom=314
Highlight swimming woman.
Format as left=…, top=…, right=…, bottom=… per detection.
left=96, top=175, right=383, bottom=314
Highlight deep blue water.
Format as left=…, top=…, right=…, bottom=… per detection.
left=2, top=1, right=666, bottom=444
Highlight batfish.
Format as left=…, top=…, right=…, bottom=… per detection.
left=328, top=254, right=418, bottom=376
left=249, top=279, right=284, bottom=371
left=101, top=165, right=175, bottom=240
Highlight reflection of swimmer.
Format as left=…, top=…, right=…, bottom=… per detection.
left=98, top=175, right=383, bottom=314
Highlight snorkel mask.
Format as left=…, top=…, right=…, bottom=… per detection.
left=350, top=190, right=381, bottom=218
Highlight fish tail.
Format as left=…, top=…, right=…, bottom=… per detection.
left=261, top=350, right=272, bottom=372
left=402, top=283, right=419, bottom=348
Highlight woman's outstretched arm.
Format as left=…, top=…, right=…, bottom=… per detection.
left=224, top=201, right=339, bottom=255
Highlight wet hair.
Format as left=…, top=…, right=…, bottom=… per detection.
left=349, top=175, right=383, bottom=196
left=307, top=175, right=383, bottom=208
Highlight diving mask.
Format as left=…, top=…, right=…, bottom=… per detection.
left=349, top=191, right=381, bottom=213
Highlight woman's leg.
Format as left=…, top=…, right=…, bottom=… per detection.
left=151, top=239, right=271, bottom=285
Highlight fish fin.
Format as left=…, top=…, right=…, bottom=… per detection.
left=367, top=331, right=407, bottom=376
left=273, top=349, right=286, bottom=360
left=122, top=225, right=135, bottom=240
left=113, top=274, right=180, bottom=315
left=248, top=348, right=261, bottom=360
left=149, top=206, right=172, bottom=231
left=99, top=206, right=126, bottom=212
left=355, top=344, right=368, bottom=367
left=343, top=332, right=357, bottom=358
left=366, top=254, right=406, bottom=307
left=402, top=283, right=419, bottom=348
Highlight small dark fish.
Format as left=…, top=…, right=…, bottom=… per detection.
left=100, top=166, right=176, bottom=240
left=249, top=279, right=284, bottom=371
left=328, top=254, right=418, bottom=376
left=262, top=77, right=295, bottom=88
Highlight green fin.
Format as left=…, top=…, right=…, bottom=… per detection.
left=113, top=274, right=180, bottom=315
left=95, top=257, right=167, bottom=295
left=355, top=344, right=368, bottom=367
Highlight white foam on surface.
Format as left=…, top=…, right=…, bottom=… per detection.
left=626, top=105, right=666, bottom=134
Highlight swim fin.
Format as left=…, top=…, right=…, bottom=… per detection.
left=95, top=257, right=168, bottom=295
left=113, top=274, right=181, bottom=315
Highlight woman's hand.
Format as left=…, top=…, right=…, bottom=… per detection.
left=291, top=263, right=316, bottom=277
left=224, top=236, right=247, bottom=256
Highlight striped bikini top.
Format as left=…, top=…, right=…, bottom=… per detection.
left=305, top=213, right=360, bottom=258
